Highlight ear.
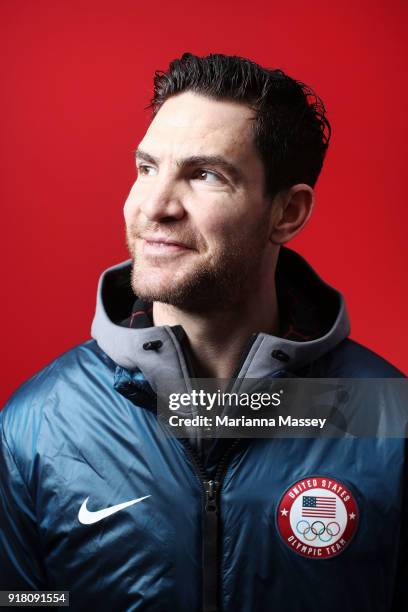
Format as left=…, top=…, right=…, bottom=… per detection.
left=268, top=184, right=315, bottom=245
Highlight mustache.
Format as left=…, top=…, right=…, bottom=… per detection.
left=127, top=222, right=198, bottom=249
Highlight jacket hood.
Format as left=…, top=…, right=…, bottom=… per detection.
left=91, top=247, right=350, bottom=390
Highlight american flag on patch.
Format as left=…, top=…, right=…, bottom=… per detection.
left=302, top=495, right=336, bottom=518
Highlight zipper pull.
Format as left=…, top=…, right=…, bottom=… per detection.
left=202, top=480, right=220, bottom=611
left=204, top=480, right=219, bottom=512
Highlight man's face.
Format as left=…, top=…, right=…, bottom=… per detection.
left=124, top=92, right=273, bottom=311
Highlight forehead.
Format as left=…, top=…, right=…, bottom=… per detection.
left=140, top=92, right=258, bottom=161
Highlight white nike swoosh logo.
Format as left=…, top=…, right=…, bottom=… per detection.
left=78, top=495, right=151, bottom=525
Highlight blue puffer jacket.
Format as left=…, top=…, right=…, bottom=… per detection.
left=0, top=248, right=406, bottom=612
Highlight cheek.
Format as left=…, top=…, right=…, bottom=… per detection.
left=204, top=207, right=266, bottom=255
left=193, top=193, right=243, bottom=237
left=199, top=206, right=243, bottom=244
left=199, top=222, right=238, bottom=258
left=194, top=213, right=226, bottom=244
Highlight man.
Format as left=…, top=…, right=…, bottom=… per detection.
left=0, top=53, right=405, bottom=611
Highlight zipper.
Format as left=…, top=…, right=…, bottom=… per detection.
left=181, top=438, right=242, bottom=612
left=173, top=331, right=251, bottom=610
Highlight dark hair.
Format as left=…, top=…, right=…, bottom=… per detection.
left=150, top=53, right=331, bottom=198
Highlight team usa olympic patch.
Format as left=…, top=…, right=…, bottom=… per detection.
left=277, top=476, right=359, bottom=559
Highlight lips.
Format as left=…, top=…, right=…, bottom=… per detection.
left=139, top=235, right=193, bottom=255
left=141, top=235, right=191, bottom=248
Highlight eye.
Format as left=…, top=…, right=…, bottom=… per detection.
left=137, top=164, right=157, bottom=177
left=191, top=169, right=222, bottom=183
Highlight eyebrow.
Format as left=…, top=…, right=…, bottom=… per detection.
left=135, top=147, right=244, bottom=184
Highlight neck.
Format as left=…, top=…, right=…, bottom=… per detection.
left=153, top=275, right=279, bottom=379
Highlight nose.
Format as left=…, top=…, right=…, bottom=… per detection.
left=137, top=176, right=186, bottom=223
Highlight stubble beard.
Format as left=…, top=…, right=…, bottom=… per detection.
left=125, top=221, right=269, bottom=314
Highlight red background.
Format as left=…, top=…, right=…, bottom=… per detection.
left=1, top=0, right=407, bottom=406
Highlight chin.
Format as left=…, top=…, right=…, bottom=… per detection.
left=130, top=253, right=239, bottom=311
left=131, top=266, right=184, bottom=303
left=131, top=268, right=210, bottom=311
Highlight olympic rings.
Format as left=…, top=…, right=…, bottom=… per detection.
left=295, top=519, right=342, bottom=543
left=317, top=530, right=332, bottom=542
left=311, top=521, right=325, bottom=536
left=296, top=520, right=310, bottom=535
left=326, top=522, right=340, bottom=536
left=303, top=529, right=317, bottom=541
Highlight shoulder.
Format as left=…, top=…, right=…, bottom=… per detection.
left=310, top=338, right=405, bottom=378
left=2, top=339, right=113, bottom=412
left=1, top=340, right=114, bottom=464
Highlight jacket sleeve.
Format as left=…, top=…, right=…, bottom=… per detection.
left=0, top=410, right=47, bottom=589
left=391, top=437, right=408, bottom=610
